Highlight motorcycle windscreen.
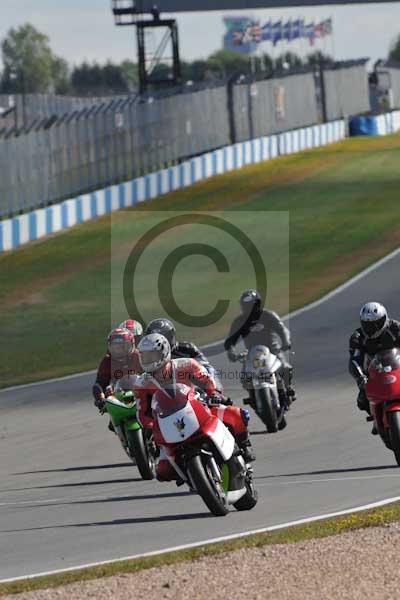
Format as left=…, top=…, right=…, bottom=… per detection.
left=370, top=348, right=400, bottom=372
left=247, top=345, right=281, bottom=373
left=153, top=384, right=190, bottom=418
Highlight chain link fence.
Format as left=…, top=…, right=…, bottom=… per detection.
left=0, top=60, right=370, bottom=218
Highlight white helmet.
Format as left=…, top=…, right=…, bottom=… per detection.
left=138, top=333, right=171, bottom=373
left=360, top=302, right=388, bottom=339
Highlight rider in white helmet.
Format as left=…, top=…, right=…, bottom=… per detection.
left=134, top=334, right=255, bottom=480
left=349, top=302, right=400, bottom=425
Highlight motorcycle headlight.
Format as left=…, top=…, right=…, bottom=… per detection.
left=252, top=355, right=266, bottom=369
left=258, top=370, right=274, bottom=383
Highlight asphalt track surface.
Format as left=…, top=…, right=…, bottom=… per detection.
left=1, top=251, right=400, bottom=580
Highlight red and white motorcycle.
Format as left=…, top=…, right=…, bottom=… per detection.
left=152, top=384, right=258, bottom=517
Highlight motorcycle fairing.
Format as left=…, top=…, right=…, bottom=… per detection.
left=158, top=402, right=201, bottom=443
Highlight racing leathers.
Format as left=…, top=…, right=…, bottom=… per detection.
left=92, top=350, right=143, bottom=406
left=171, top=341, right=206, bottom=362
left=171, top=341, right=222, bottom=392
left=349, top=319, right=400, bottom=413
left=224, top=307, right=295, bottom=403
left=134, top=357, right=253, bottom=481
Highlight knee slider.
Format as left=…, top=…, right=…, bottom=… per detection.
left=240, top=408, right=250, bottom=426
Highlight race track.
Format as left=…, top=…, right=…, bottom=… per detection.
left=1, top=250, right=400, bottom=581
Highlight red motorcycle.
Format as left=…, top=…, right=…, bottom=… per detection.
left=152, top=384, right=258, bottom=516
left=365, top=348, right=400, bottom=465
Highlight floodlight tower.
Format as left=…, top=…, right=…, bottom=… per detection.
left=111, top=0, right=182, bottom=95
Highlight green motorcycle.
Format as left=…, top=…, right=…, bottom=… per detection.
left=104, top=385, right=157, bottom=480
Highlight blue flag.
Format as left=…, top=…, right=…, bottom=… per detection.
left=272, top=20, right=283, bottom=46
left=291, top=19, right=303, bottom=40
left=283, top=19, right=292, bottom=41
left=261, top=20, right=272, bottom=41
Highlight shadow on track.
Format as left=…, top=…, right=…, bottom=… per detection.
left=24, top=491, right=192, bottom=509
left=13, top=463, right=132, bottom=475
left=1, top=512, right=212, bottom=533
left=2, top=477, right=143, bottom=493
left=255, top=465, right=398, bottom=480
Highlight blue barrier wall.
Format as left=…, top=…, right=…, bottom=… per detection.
left=0, top=120, right=346, bottom=253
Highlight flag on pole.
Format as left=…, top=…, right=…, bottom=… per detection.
left=291, top=19, right=302, bottom=40
left=305, top=21, right=316, bottom=46
left=272, top=20, right=283, bottom=46
left=261, top=20, right=272, bottom=41
left=283, top=19, right=292, bottom=42
left=322, top=17, right=333, bottom=36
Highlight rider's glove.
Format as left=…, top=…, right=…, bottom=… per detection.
left=208, top=394, right=222, bottom=405
left=105, top=385, right=114, bottom=398
left=357, top=375, right=368, bottom=390
left=227, top=349, right=239, bottom=362
left=208, top=394, right=233, bottom=407
left=94, top=396, right=106, bottom=413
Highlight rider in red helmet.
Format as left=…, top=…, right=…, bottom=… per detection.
left=92, top=328, right=142, bottom=413
left=119, top=319, right=144, bottom=343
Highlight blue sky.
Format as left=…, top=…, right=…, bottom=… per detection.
left=1, top=1, right=400, bottom=67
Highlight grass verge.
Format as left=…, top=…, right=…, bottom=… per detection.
left=1, top=500, right=400, bottom=596
left=1, top=133, right=400, bottom=387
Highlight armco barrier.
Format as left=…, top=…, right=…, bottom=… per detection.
left=0, top=120, right=346, bottom=253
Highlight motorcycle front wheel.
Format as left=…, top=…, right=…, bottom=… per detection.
left=233, top=476, right=258, bottom=511
left=388, top=411, right=400, bottom=466
left=256, top=387, right=278, bottom=433
left=187, top=454, right=229, bottom=517
left=126, top=428, right=156, bottom=480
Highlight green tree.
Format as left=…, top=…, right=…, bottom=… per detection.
left=51, top=56, right=70, bottom=94
left=389, top=35, right=400, bottom=63
left=1, top=23, right=54, bottom=93
left=120, top=59, right=138, bottom=91
left=207, top=49, right=251, bottom=79
left=275, top=51, right=303, bottom=70
left=306, top=51, right=334, bottom=67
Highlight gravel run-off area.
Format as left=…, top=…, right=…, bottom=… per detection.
left=6, top=523, right=400, bottom=600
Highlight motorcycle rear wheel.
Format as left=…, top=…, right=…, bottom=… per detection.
left=388, top=412, right=400, bottom=466
left=126, top=429, right=156, bottom=480
left=187, top=454, right=229, bottom=516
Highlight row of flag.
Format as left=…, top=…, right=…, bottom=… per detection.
left=228, top=18, right=333, bottom=47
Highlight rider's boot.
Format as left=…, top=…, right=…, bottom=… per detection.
left=236, top=431, right=256, bottom=463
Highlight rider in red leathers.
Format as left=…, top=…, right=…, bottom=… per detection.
left=134, top=333, right=255, bottom=482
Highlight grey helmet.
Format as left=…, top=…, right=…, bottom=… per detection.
left=360, top=302, right=388, bottom=339
left=138, top=333, right=171, bottom=373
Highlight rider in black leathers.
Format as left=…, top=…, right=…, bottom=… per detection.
left=145, top=318, right=207, bottom=362
left=349, top=302, right=400, bottom=418
left=224, top=289, right=296, bottom=405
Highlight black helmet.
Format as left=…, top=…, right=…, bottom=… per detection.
left=145, top=318, right=176, bottom=348
left=240, top=289, right=262, bottom=314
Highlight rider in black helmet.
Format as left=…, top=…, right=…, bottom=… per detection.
left=224, top=289, right=296, bottom=405
left=145, top=318, right=207, bottom=362
left=145, top=317, right=224, bottom=394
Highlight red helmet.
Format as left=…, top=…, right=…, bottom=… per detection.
left=107, top=328, right=135, bottom=361
left=118, top=319, right=143, bottom=342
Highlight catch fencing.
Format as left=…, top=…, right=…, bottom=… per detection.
left=0, top=60, right=370, bottom=218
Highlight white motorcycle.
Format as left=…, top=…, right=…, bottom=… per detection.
left=238, top=345, right=288, bottom=433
